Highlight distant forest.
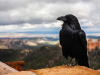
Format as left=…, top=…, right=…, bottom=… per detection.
left=0, top=46, right=100, bottom=70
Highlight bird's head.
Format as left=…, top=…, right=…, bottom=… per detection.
left=57, top=16, right=67, bottom=22
left=57, top=14, right=81, bottom=30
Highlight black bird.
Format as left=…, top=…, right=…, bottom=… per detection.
left=57, top=14, right=89, bottom=67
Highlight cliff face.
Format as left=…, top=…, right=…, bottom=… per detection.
left=5, top=61, right=25, bottom=71
left=87, top=38, right=100, bottom=51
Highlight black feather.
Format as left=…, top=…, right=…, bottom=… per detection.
left=57, top=14, right=89, bottom=67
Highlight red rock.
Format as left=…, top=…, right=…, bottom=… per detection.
left=5, top=61, right=25, bottom=71
left=87, top=38, right=100, bottom=51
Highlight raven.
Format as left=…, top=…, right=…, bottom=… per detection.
left=57, top=14, right=89, bottom=67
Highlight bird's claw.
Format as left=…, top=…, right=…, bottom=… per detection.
left=66, top=63, right=73, bottom=67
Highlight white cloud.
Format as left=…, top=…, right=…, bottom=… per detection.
left=86, top=33, right=100, bottom=36
left=22, top=23, right=38, bottom=29
left=84, top=27, right=100, bottom=32
left=0, top=25, right=20, bottom=32
left=0, top=33, right=58, bottom=38
left=0, top=33, right=26, bottom=38
left=0, top=0, right=99, bottom=37
left=81, top=21, right=94, bottom=27
left=0, top=1, right=93, bottom=25
left=0, top=21, right=63, bottom=32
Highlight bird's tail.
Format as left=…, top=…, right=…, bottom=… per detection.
left=77, top=56, right=89, bottom=68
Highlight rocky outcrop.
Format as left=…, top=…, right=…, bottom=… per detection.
left=87, top=38, right=100, bottom=51
left=5, top=61, right=25, bottom=71
left=0, top=39, right=28, bottom=49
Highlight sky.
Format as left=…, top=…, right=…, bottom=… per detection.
left=0, top=0, right=100, bottom=38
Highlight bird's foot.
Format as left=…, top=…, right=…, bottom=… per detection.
left=72, top=63, right=78, bottom=66
left=66, top=63, right=73, bottom=67
left=66, top=63, right=70, bottom=66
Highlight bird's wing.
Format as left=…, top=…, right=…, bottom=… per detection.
left=59, top=30, right=62, bottom=46
left=79, top=30, right=87, bottom=52
left=77, top=30, right=89, bottom=67
left=73, top=29, right=87, bottom=52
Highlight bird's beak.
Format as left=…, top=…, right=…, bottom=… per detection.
left=57, top=16, right=67, bottom=21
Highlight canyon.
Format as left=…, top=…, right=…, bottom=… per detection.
left=87, top=38, right=100, bottom=51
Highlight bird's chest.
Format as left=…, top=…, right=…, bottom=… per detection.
left=62, top=30, right=73, bottom=43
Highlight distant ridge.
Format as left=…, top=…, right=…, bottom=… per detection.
left=0, top=35, right=99, bottom=40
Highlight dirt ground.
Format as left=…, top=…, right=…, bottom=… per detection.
left=3, top=65, right=100, bottom=75
left=28, top=65, right=100, bottom=75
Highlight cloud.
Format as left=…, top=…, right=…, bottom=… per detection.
left=0, top=0, right=99, bottom=37
left=0, top=21, right=62, bottom=33
left=83, top=26, right=100, bottom=33
left=0, top=0, right=93, bottom=25
left=86, top=33, right=100, bottom=37
left=0, top=33, right=58, bottom=38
